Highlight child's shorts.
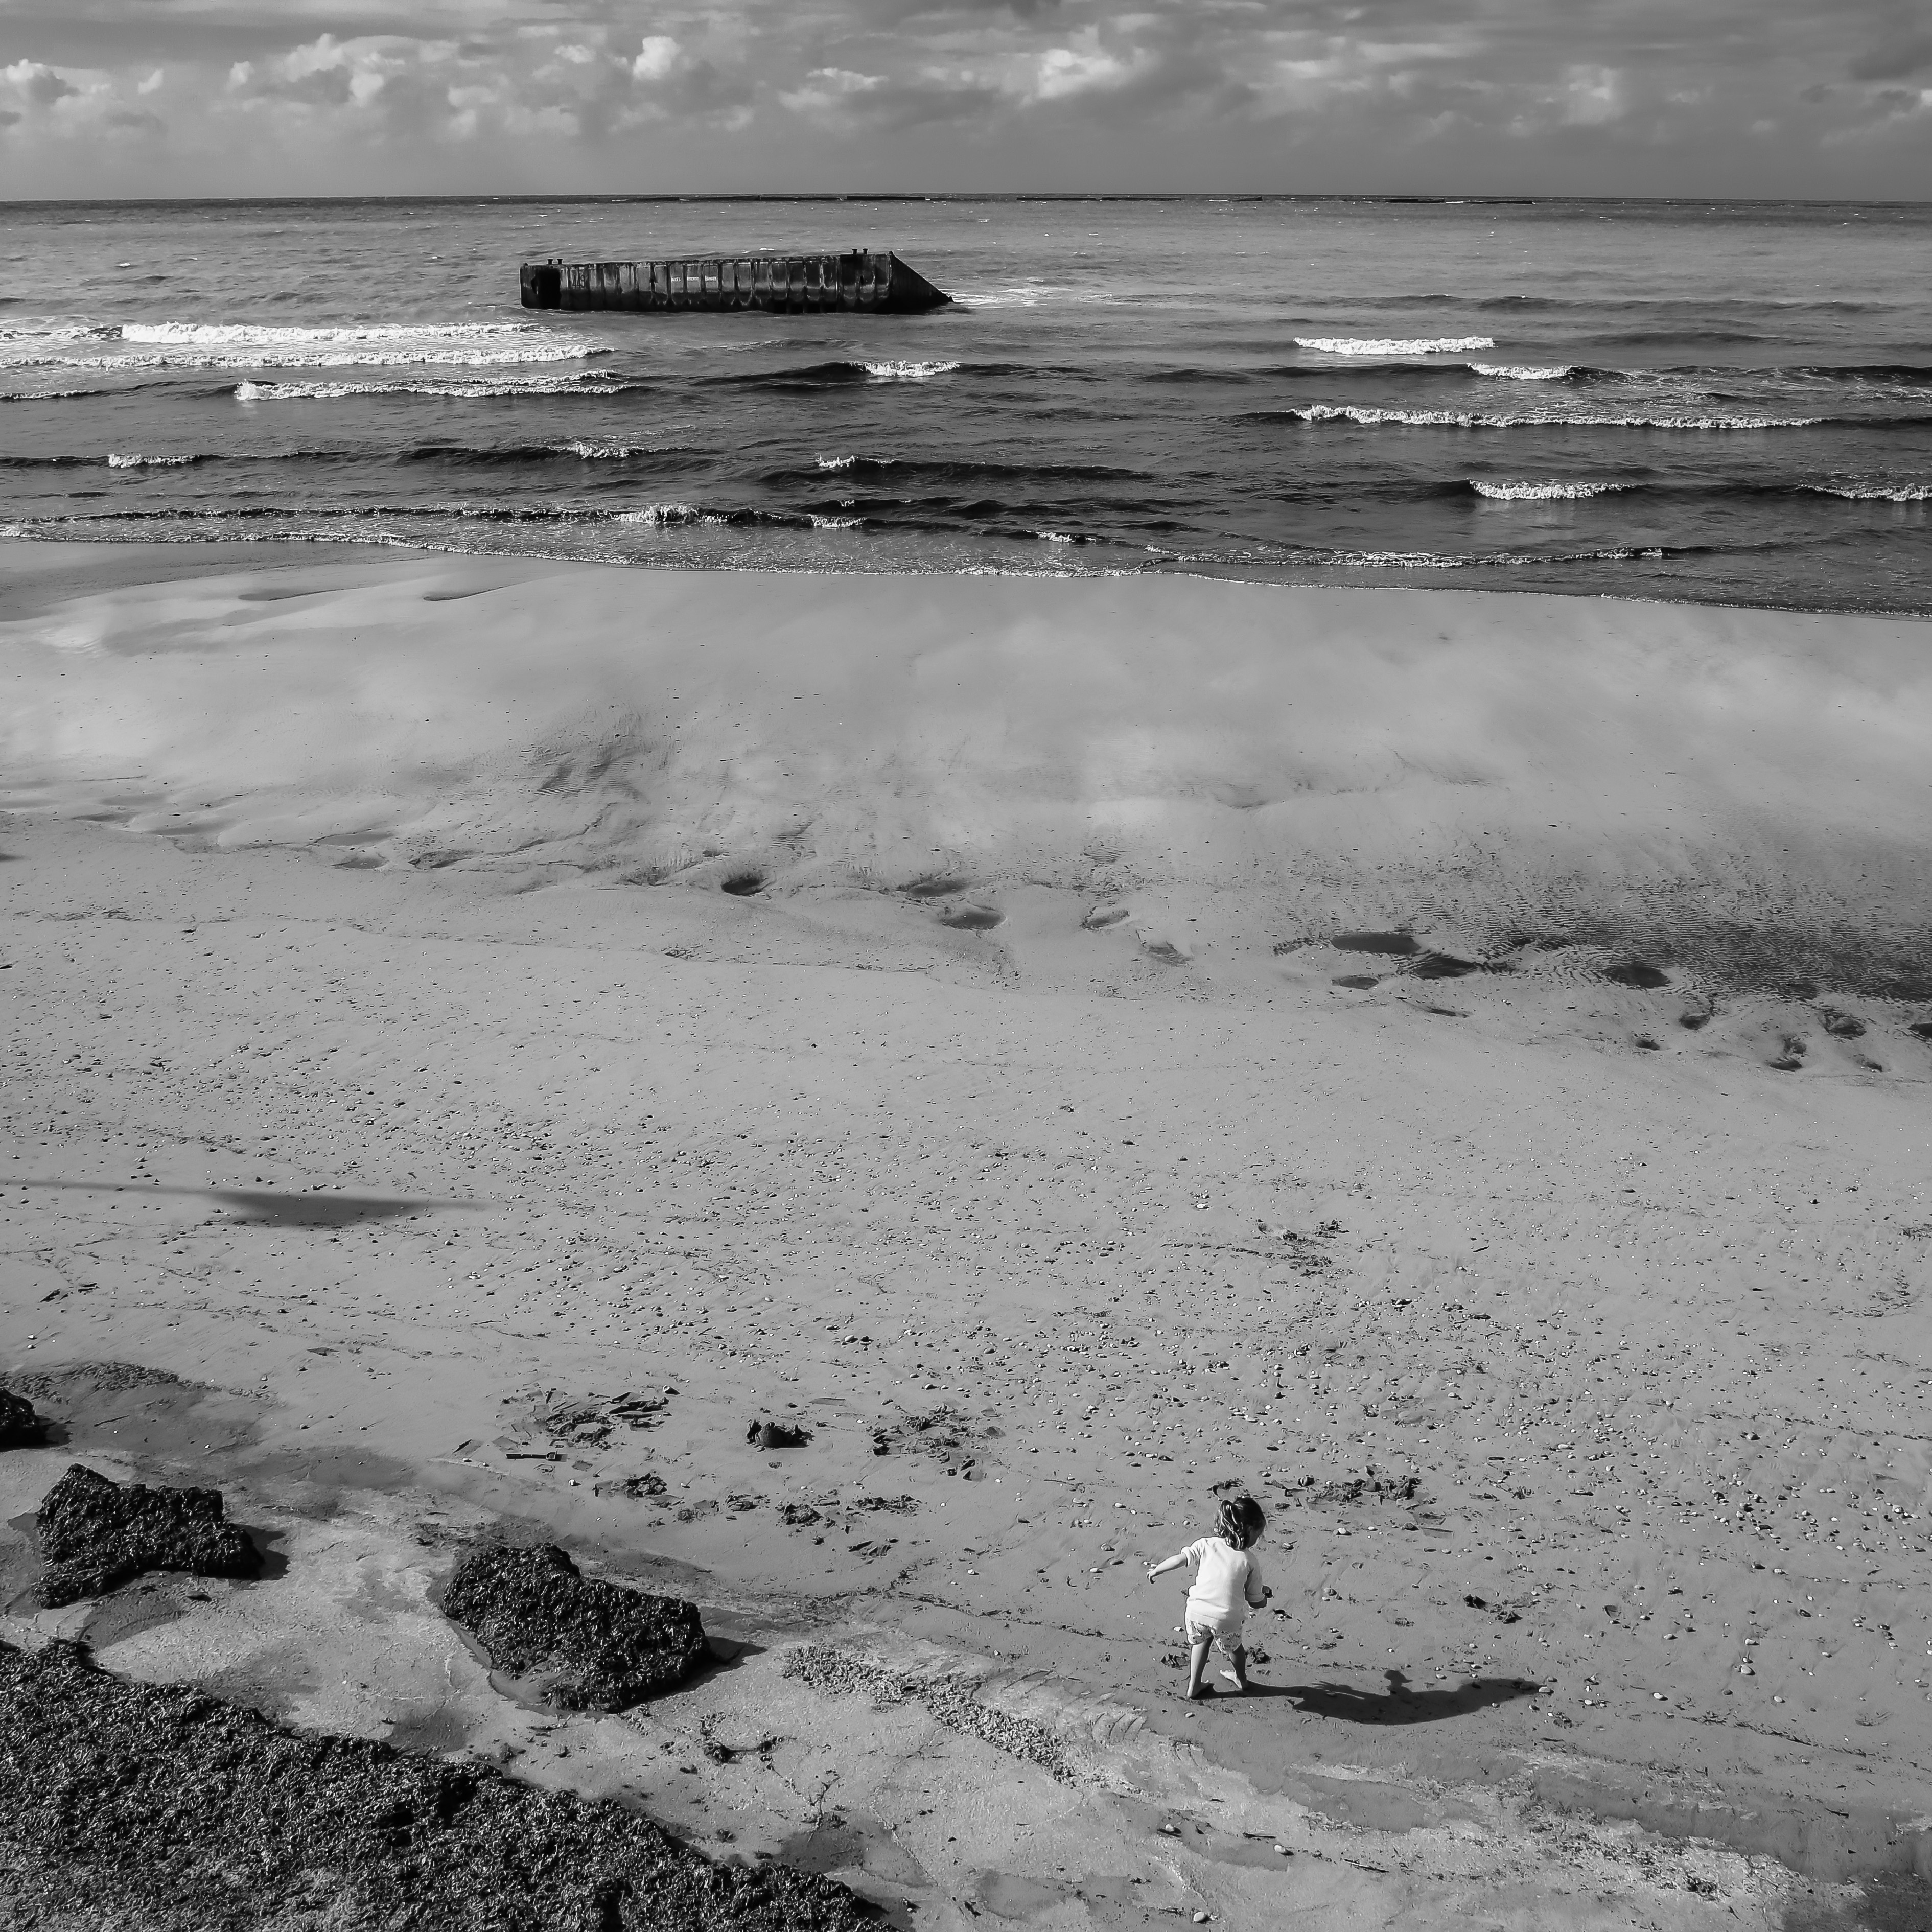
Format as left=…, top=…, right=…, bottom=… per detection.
left=1185, top=1614, right=1245, bottom=1658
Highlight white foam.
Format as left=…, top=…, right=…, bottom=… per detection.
left=809, top=514, right=863, bottom=529
left=862, top=361, right=960, bottom=381
left=234, top=374, right=622, bottom=401
left=1471, top=363, right=1575, bottom=381
left=615, top=503, right=701, bottom=525
left=4, top=320, right=599, bottom=373
left=1295, top=336, right=1495, bottom=356
left=1805, top=480, right=1931, bottom=502
left=124, top=321, right=561, bottom=348
left=1287, top=404, right=1821, bottom=430
left=107, top=453, right=197, bottom=469
left=1471, top=479, right=1631, bottom=501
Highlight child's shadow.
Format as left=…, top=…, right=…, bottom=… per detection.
left=1239, top=1668, right=1540, bottom=1725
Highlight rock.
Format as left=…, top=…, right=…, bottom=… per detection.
left=0, top=1636, right=869, bottom=1932
left=442, top=1543, right=707, bottom=1712
left=594, top=1472, right=667, bottom=1500
left=35, top=1463, right=262, bottom=1607
left=747, top=1418, right=810, bottom=1449
left=0, top=1386, right=46, bottom=1449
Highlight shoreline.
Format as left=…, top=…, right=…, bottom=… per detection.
left=7, top=530, right=1929, bottom=624
left=4, top=543, right=1931, bottom=1929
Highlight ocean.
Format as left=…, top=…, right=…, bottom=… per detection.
left=3, top=195, right=1928, bottom=612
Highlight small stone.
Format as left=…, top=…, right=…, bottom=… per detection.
left=1738, top=1663, right=1754, bottom=1675
left=1194, top=1916, right=1212, bottom=1925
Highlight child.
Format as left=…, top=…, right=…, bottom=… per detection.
left=1146, top=1494, right=1271, bottom=1698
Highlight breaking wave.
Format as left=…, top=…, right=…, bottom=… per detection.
left=1470, top=479, right=1635, bottom=501
left=234, top=374, right=633, bottom=402
left=1262, top=404, right=1831, bottom=430
left=1295, top=335, right=1496, bottom=356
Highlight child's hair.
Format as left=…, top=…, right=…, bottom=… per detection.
left=1215, top=1494, right=1266, bottom=1549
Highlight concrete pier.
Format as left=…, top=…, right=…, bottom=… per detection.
left=520, top=250, right=950, bottom=315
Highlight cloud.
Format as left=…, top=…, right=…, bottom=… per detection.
left=0, top=0, right=1926, bottom=194
left=633, top=36, right=680, bottom=81
left=5, top=58, right=78, bottom=105
left=1027, top=32, right=1152, bottom=102
left=1847, top=31, right=1932, bottom=81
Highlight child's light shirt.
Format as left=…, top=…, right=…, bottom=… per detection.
left=1181, top=1537, right=1266, bottom=1630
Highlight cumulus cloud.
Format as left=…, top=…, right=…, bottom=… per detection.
left=0, top=0, right=1926, bottom=193
left=5, top=58, right=78, bottom=105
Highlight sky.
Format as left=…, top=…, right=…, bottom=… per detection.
left=2, top=0, right=1929, bottom=199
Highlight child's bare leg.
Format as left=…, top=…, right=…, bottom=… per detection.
left=1186, top=1638, right=1213, bottom=1699
left=1229, top=1645, right=1249, bottom=1693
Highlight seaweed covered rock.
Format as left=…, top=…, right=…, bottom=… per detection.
left=0, top=1637, right=872, bottom=1932
left=0, top=1385, right=46, bottom=1449
left=35, top=1462, right=263, bottom=1607
left=444, top=1543, right=707, bottom=1712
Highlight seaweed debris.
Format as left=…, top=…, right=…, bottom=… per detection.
left=443, top=1543, right=707, bottom=1713
left=0, top=1637, right=871, bottom=1931
left=35, top=1463, right=262, bottom=1607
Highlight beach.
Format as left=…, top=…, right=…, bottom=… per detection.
left=4, top=541, right=1931, bottom=1929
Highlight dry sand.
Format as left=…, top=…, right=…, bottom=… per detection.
left=3, top=543, right=1931, bottom=1930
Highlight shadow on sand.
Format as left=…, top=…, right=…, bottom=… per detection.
left=19, top=1179, right=483, bottom=1228
left=1240, top=1668, right=1542, bottom=1724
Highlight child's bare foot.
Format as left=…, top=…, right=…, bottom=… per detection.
left=1185, top=1685, right=1214, bottom=1700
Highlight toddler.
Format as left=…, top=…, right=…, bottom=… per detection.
left=1146, top=1494, right=1271, bottom=1698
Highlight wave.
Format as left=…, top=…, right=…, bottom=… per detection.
left=1254, top=403, right=1834, bottom=430
left=1295, top=335, right=1495, bottom=355
left=1470, top=363, right=1576, bottom=382
left=1, top=319, right=601, bottom=374
left=1469, top=479, right=1634, bottom=501
left=106, top=453, right=202, bottom=468
left=706, top=358, right=997, bottom=392
left=864, top=360, right=961, bottom=382
left=234, top=374, right=635, bottom=401
left=1803, top=480, right=1931, bottom=502
left=7, top=346, right=603, bottom=374
left=123, top=321, right=566, bottom=348
left=393, top=440, right=690, bottom=465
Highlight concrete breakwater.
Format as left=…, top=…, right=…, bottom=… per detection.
left=520, top=249, right=950, bottom=314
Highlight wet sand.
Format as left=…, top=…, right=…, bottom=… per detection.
left=3, top=544, right=1931, bottom=1930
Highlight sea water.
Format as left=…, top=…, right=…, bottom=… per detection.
left=2, top=196, right=1927, bottom=612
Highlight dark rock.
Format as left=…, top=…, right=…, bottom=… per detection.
left=0, top=1386, right=46, bottom=1449
left=0, top=1637, right=870, bottom=1932
left=1332, top=931, right=1417, bottom=956
left=1603, top=960, right=1669, bottom=989
left=748, top=1419, right=811, bottom=1449
left=36, top=1463, right=262, bottom=1607
left=443, top=1543, right=706, bottom=1712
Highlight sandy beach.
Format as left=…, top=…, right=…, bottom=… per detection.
left=4, top=542, right=1931, bottom=1930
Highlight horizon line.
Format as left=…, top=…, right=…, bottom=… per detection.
left=3, top=191, right=1930, bottom=211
